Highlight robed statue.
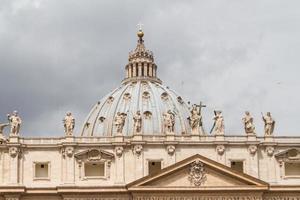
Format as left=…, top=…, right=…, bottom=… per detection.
left=63, top=112, right=75, bottom=136
left=7, top=111, right=22, bottom=135
left=188, top=104, right=202, bottom=134
left=114, top=112, right=127, bottom=135
left=262, top=112, right=275, bottom=136
left=163, top=110, right=175, bottom=134
left=242, top=111, right=255, bottom=135
left=211, top=111, right=224, bottom=135
left=133, top=111, right=142, bottom=134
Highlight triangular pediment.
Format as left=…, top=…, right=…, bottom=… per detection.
left=127, top=154, right=268, bottom=191
left=74, top=148, right=114, bottom=162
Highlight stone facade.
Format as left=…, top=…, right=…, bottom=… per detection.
left=0, top=29, right=299, bottom=199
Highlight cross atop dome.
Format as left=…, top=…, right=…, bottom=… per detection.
left=122, top=26, right=161, bottom=84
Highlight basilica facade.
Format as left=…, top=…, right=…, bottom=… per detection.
left=0, top=29, right=299, bottom=200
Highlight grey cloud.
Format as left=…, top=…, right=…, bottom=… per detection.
left=0, top=0, right=300, bottom=136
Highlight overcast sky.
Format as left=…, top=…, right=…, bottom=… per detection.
left=0, top=0, right=300, bottom=137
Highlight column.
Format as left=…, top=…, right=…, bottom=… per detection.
left=126, top=66, right=129, bottom=78
left=149, top=64, right=153, bottom=77
left=145, top=64, right=149, bottom=76
left=8, top=146, right=19, bottom=185
left=133, top=145, right=144, bottom=179
left=62, top=146, right=75, bottom=184
left=128, top=65, right=132, bottom=78
left=133, top=63, right=137, bottom=77
left=115, top=146, right=125, bottom=184
left=165, top=145, right=176, bottom=167
left=138, top=63, right=142, bottom=76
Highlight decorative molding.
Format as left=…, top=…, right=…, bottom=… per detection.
left=188, top=159, right=206, bottom=186
left=8, top=146, right=20, bottom=158
left=62, top=146, right=75, bottom=158
left=266, top=146, right=275, bottom=157
left=275, top=148, right=300, bottom=162
left=166, top=145, right=175, bottom=156
left=115, top=146, right=124, bottom=157
left=63, top=197, right=129, bottom=200
left=248, top=145, right=257, bottom=155
left=133, top=145, right=143, bottom=157
left=216, top=145, right=225, bottom=156
left=75, top=148, right=114, bottom=161
left=5, top=196, right=20, bottom=200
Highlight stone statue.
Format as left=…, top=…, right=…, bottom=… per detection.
left=211, top=111, right=224, bottom=135
left=133, top=111, right=142, bottom=134
left=7, top=111, right=22, bottom=135
left=163, top=110, right=175, bottom=134
left=0, top=123, right=9, bottom=142
left=114, top=112, right=127, bottom=134
left=242, top=111, right=255, bottom=134
left=262, top=112, right=275, bottom=136
left=63, top=112, right=75, bottom=136
left=188, top=104, right=202, bottom=134
left=0, top=123, right=9, bottom=135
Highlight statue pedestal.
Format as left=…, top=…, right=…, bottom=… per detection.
left=132, top=134, right=143, bottom=141
left=264, top=136, right=274, bottom=142
left=215, top=134, right=224, bottom=141
left=64, top=136, right=75, bottom=143
left=166, top=132, right=175, bottom=141
left=9, top=134, right=19, bottom=143
left=114, top=135, right=124, bottom=142
left=247, top=133, right=257, bottom=141
left=191, top=134, right=200, bottom=141
left=191, top=128, right=200, bottom=141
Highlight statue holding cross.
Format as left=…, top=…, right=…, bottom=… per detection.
left=188, top=102, right=206, bottom=135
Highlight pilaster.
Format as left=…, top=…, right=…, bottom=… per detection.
left=8, top=135, right=21, bottom=185
left=62, top=136, right=76, bottom=185
left=115, top=146, right=125, bottom=184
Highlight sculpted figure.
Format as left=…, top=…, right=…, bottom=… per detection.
left=262, top=112, right=275, bottom=136
left=114, top=112, right=127, bottom=134
left=133, top=111, right=142, bottom=134
left=242, top=111, right=255, bottom=134
left=212, top=111, right=224, bottom=135
left=7, top=111, right=22, bottom=135
left=163, top=110, right=175, bottom=134
left=63, top=112, right=75, bottom=136
left=0, top=123, right=9, bottom=135
left=188, top=104, right=202, bottom=134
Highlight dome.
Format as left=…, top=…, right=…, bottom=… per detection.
left=80, top=29, right=193, bottom=137
left=80, top=81, right=191, bottom=136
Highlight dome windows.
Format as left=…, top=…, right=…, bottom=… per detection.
left=177, top=96, right=184, bottom=104
left=142, top=91, right=150, bottom=99
left=107, top=96, right=114, bottom=104
left=161, top=92, right=169, bottom=101
left=99, top=117, right=106, bottom=123
left=123, top=93, right=131, bottom=101
left=143, top=111, right=152, bottom=119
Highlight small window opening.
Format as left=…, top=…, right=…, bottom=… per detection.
left=35, top=163, right=49, bottom=178
left=230, top=161, right=243, bottom=173
left=84, top=162, right=105, bottom=177
left=148, top=161, right=161, bottom=175
left=285, top=162, right=300, bottom=176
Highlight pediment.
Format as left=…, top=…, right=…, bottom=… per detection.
left=275, top=148, right=300, bottom=161
left=127, top=154, right=268, bottom=191
left=74, top=148, right=114, bottom=162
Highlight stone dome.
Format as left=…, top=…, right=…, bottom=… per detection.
left=80, top=30, right=192, bottom=137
